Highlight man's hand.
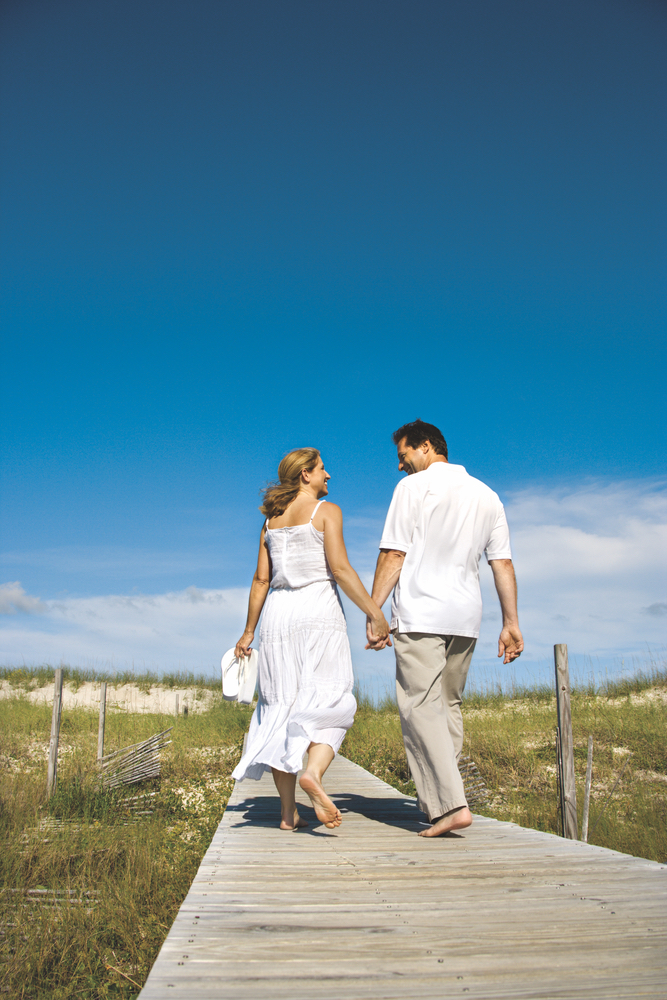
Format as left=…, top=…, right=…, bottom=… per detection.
left=498, top=624, right=523, bottom=664
left=489, top=559, right=524, bottom=664
left=365, top=616, right=393, bottom=651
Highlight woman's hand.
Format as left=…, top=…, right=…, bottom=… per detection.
left=366, top=608, right=391, bottom=650
left=235, top=630, right=254, bottom=659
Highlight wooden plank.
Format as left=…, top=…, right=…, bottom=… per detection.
left=139, top=755, right=667, bottom=1000
left=555, top=643, right=578, bottom=839
left=581, top=734, right=594, bottom=842
left=97, top=681, right=107, bottom=761
left=46, top=667, right=63, bottom=796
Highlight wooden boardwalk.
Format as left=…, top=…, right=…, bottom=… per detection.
left=139, top=755, right=666, bottom=999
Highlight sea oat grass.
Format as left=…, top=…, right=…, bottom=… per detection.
left=0, top=694, right=251, bottom=998
left=0, top=664, right=223, bottom=692
left=0, top=665, right=665, bottom=998
left=344, top=666, right=667, bottom=861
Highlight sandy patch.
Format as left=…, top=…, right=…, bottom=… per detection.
left=0, top=679, right=218, bottom=714
left=600, top=687, right=667, bottom=707
left=465, top=699, right=555, bottom=720
left=633, top=769, right=667, bottom=785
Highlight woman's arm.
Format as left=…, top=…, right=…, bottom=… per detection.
left=234, top=527, right=272, bottom=658
left=321, top=504, right=390, bottom=641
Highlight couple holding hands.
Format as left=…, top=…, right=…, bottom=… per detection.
left=232, top=419, right=523, bottom=837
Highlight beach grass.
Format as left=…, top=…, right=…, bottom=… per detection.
left=0, top=661, right=665, bottom=998
left=344, top=662, right=667, bottom=860
left=0, top=694, right=251, bottom=998
left=0, top=663, right=222, bottom=692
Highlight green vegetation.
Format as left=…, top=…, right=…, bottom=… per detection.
left=344, top=663, right=667, bottom=861
left=0, top=662, right=665, bottom=998
left=0, top=664, right=222, bottom=692
left=0, top=694, right=251, bottom=998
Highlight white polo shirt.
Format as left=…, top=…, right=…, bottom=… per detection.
left=379, top=462, right=512, bottom=638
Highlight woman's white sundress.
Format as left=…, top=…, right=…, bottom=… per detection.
left=232, top=499, right=357, bottom=781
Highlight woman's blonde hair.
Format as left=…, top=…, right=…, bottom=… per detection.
left=260, top=448, right=320, bottom=518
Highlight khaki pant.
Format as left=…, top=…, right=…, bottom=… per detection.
left=394, top=631, right=477, bottom=821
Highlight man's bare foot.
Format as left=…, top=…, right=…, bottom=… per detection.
left=418, top=806, right=473, bottom=838
left=299, top=771, right=342, bottom=828
left=279, top=810, right=308, bottom=831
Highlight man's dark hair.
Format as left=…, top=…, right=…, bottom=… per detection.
left=392, top=419, right=448, bottom=459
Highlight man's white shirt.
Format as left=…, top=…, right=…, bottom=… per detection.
left=379, top=463, right=512, bottom=638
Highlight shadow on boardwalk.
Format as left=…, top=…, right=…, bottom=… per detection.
left=229, top=788, right=425, bottom=834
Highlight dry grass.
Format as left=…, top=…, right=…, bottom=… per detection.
left=343, top=665, right=667, bottom=863
left=0, top=692, right=252, bottom=999
left=0, top=663, right=665, bottom=998
left=0, top=665, right=223, bottom=693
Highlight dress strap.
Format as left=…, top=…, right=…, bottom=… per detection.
left=309, top=499, right=326, bottom=522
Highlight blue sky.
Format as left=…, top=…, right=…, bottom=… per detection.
left=1, top=0, right=665, bottom=691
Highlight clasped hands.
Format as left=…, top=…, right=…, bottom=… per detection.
left=365, top=615, right=392, bottom=651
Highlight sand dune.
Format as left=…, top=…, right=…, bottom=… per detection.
left=0, top=679, right=218, bottom=714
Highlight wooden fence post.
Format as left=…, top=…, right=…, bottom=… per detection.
left=175, top=693, right=179, bottom=716
left=581, top=734, right=593, bottom=842
left=554, top=644, right=578, bottom=839
left=97, top=682, right=107, bottom=761
left=46, top=668, right=64, bottom=797
left=555, top=726, right=564, bottom=836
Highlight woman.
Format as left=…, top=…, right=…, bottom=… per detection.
left=232, top=447, right=389, bottom=830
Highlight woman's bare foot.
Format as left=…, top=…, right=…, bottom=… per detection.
left=418, top=806, right=473, bottom=838
left=279, top=809, right=308, bottom=831
left=299, top=771, right=342, bottom=828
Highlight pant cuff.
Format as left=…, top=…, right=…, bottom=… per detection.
left=420, top=797, right=468, bottom=822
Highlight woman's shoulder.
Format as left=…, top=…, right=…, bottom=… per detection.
left=318, top=501, right=343, bottom=526
left=321, top=500, right=342, bottom=516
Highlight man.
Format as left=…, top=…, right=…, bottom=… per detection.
left=367, top=419, right=523, bottom=837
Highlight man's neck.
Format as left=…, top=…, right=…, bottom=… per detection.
left=424, top=453, right=448, bottom=469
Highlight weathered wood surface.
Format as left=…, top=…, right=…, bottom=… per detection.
left=46, top=667, right=63, bottom=796
left=139, top=755, right=666, bottom=999
left=97, top=681, right=107, bottom=761
left=554, top=644, right=578, bottom=839
left=581, top=734, right=594, bottom=844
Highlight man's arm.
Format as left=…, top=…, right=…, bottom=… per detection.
left=489, top=558, right=524, bottom=664
left=365, top=549, right=406, bottom=649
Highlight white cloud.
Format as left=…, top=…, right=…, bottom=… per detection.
left=499, top=479, right=666, bottom=534
left=0, top=582, right=46, bottom=615
left=1, top=479, right=665, bottom=689
left=0, top=586, right=249, bottom=673
left=474, top=480, right=666, bottom=681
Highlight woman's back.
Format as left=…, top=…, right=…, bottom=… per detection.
left=266, top=494, right=326, bottom=531
left=265, top=499, right=334, bottom=590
